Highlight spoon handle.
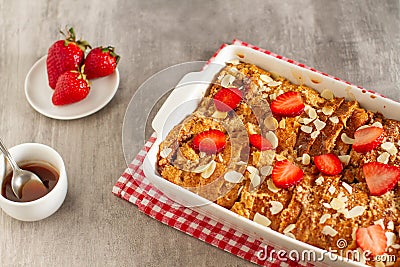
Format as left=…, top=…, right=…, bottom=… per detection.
left=0, top=139, right=21, bottom=171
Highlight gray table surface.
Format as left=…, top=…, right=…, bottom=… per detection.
left=1, top=0, right=399, bottom=266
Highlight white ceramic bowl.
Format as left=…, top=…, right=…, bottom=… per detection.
left=0, top=143, right=67, bottom=221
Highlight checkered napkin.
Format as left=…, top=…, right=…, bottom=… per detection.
left=112, top=40, right=317, bottom=267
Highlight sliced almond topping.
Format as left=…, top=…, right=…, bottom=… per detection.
left=313, top=119, right=326, bottom=131
left=193, top=160, right=215, bottom=173
left=342, top=181, right=353, bottom=194
left=377, top=152, right=390, bottom=164
left=319, top=214, right=331, bottom=224
left=323, top=203, right=332, bottom=209
left=270, top=201, right=284, bottom=215
left=328, top=185, right=336, bottom=195
left=264, top=117, right=279, bottom=130
left=285, top=232, right=296, bottom=239
left=221, top=74, right=235, bottom=87
left=267, top=178, right=280, bottom=193
left=322, top=225, right=338, bottom=237
left=341, top=133, right=355, bottom=145
left=329, top=116, right=339, bottom=124
left=218, top=154, right=223, bottom=162
left=330, top=198, right=345, bottom=211
left=199, top=152, right=206, bottom=158
left=247, top=165, right=259, bottom=175
left=300, top=125, right=313, bottom=134
left=307, top=107, right=318, bottom=120
left=310, top=131, right=319, bottom=139
left=338, top=155, right=351, bottom=165
left=236, top=161, right=247, bottom=165
left=387, top=221, right=394, bottom=231
left=302, top=118, right=315, bottom=125
left=269, top=93, right=277, bottom=100
left=224, top=171, right=244, bottom=183
left=302, top=153, right=311, bottom=165
left=265, top=131, right=279, bottom=149
left=260, top=165, right=273, bottom=176
left=258, top=79, right=264, bottom=88
left=268, top=80, right=282, bottom=87
left=212, top=110, right=228, bottom=119
left=226, top=58, right=240, bottom=65
left=321, top=89, right=334, bottom=100
left=352, top=227, right=357, bottom=240
left=160, top=147, right=173, bottom=158
left=259, top=74, right=273, bottom=83
left=275, top=154, right=286, bottom=161
left=381, top=142, right=398, bottom=156
left=315, top=176, right=324, bottom=185
left=279, top=119, right=286, bottom=129
left=253, top=212, right=271, bottom=227
left=277, top=89, right=284, bottom=96
left=391, top=244, right=400, bottom=249
left=345, top=206, right=366, bottom=218
left=201, top=160, right=217, bottom=179
left=250, top=173, right=261, bottom=188
left=374, top=219, right=385, bottom=229
left=297, top=186, right=303, bottom=193
left=372, top=121, right=383, bottom=128
left=386, top=232, right=396, bottom=247
left=283, top=224, right=296, bottom=234
left=322, top=106, right=334, bottom=116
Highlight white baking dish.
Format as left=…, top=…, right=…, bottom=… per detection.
left=143, top=44, right=400, bottom=266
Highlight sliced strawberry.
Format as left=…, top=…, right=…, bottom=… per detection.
left=353, top=126, right=385, bottom=153
left=270, top=91, right=305, bottom=117
left=192, top=129, right=226, bottom=154
left=213, top=88, right=243, bottom=112
left=314, top=154, right=343, bottom=175
left=356, top=224, right=387, bottom=256
left=249, top=134, right=273, bottom=151
left=362, top=162, right=400, bottom=196
left=272, top=160, right=304, bottom=188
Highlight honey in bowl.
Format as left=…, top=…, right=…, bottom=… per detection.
left=1, top=161, right=59, bottom=202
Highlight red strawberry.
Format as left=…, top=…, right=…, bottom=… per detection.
left=249, top=134, right=273, bottom=151
left=272, top=160, right=304, bottom=188
left=84, top=46, right=120, bottom=79
left=353, top=126, right=385, bottom=153
left=46, top=27, right=91, bottom=89
left=362, top=162, right=400, bottom=196
left=52, top=67, right=90, bottom=105
left=192, top=129, right=226, bottom=154
left=270, top=91, right=305, bottom=117
left=314, top=153, right=343, bottom=175
left=213, top=88, right=243, bottom=112
left=356, top=224, right=387, bottom=256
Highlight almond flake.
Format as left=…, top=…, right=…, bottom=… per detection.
left=315, top=176, right=324, bottom=185
left=270, top=201, right=283, bottom=215
left=328, top=185, right=336, bottom=195
left=267, top=80, right=282, bottom=87
left=385, top=232, right=396, bottom=247
left=160, top=147, right=173, bottom=158
left=201, top=160, right=217, bottom=179
left=330, top=198, right=345, bottom=211
left=285, top=232, right=296, bottom=239
left=322, top=226, right=338, bottom=237
left=341, top=133, right=355, bottom=145
left=297, top=186, right=303, bottom=192
left=226, top=58, right=240, bottom=65
left=250, top=173, right=261, bottom=188
left=236, top=161, right=247, bottom=165
left=319, top=214, right=331, bottom=224
left=224, top=171, right=244, bottom=183
left=307, top=107, right=318, bottom=120
left=322, top=106, right=334, bottom=116
left=265, top=131, right=279, bottom=149
left=259, top=74, right=273, bottom=83
left=372, top=121, right=383, bottom=128
left=279, top=119, right=286, bottom=129
left=269, top=93, right=277, bottom=100
left=377, top=152, right=390, bottom=164
left=267, top=179, right=280, bottom=193
left=321, top=89, right=334, bottom=100
left=374, top=219, right=385, bottom=229
left=218, top=154, right=223, bottom=162
left=300, top=125, right=313, bottom=134
left=221, top=74, right=235, bottom=87
left=193, top=160, right=215, bottom=173
left=247, top=166, right=259, bottom=175
left=391, top=244, right=400, bottom=249
left=387, top=221, right=394, bottom=231
left=277, top=89, right=284, bottom=96
left=302, top=118, right=315, bottom=125
left=283, top=224, right=296, bottom=233
left=352, top=227, right=357, bottom=240
left=302, top=153, right=311, bottom=165
left=253, top=212, right=271, bottom=227
left=199, top=152, right=206, bottom=158
left=260, top=165, right=273, bottom=176
left=381, top=142, right=398, bottom=156
left=212, top=110, right=228, bottom=119
left=338, top=155, right=351, bottom=165
left=313, top=119, right=326, bottom=131
left=310, top=131, right=319, bottom=139
left=345, top=206, right=365, bottom=218
left=275, top=154, right=286, bottom=161
left=264, top=117, right=278, bottom=130
left=323, top=203, right=331, bottom=209
left=329, top=116, right=339, bottom=124
left=342, top=182, right=353, bottom=194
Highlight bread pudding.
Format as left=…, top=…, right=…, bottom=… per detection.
left=156, top=62, right=400, bottom=266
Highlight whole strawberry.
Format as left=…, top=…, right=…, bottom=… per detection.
left=84, top=46, right=120, bottom=79
left=46, top=27, right=91, bottom=89
left=52, top=67, right=90, bottom=105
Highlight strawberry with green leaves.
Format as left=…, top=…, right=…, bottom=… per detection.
left=46, top=27, right=91, bottom=89
left=84, top=46, right=120, bottom=79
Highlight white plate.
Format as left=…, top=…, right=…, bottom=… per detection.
left=25, top=55, right=120, bottom=120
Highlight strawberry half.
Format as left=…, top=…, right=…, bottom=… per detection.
left=356, top=224, right=387, bottom=257
left=84, top=46, right=120, bottom=79
left=270, top=91, right=305, bottom=117
left=249, top=134, right=273, bottom=151
left=213, top=88, right=243, bottom=112
left=192, top=129, right=226, bottom=154
left=362, top=162, right=400, bottom=196
left=272, top=160, right=304, bottom=188
left=46, top=27, right=91, bottom=89
left=314, top=153, right=343, bottom=175
left=353, top=126, right=385, bottom=153
left=52, top=67, right=90, bottom=105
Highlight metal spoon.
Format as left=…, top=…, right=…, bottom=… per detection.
left=0, top=139, right=45, bottom=199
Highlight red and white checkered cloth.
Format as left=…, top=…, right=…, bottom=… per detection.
left=113, top=40, right=354, bottom=266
